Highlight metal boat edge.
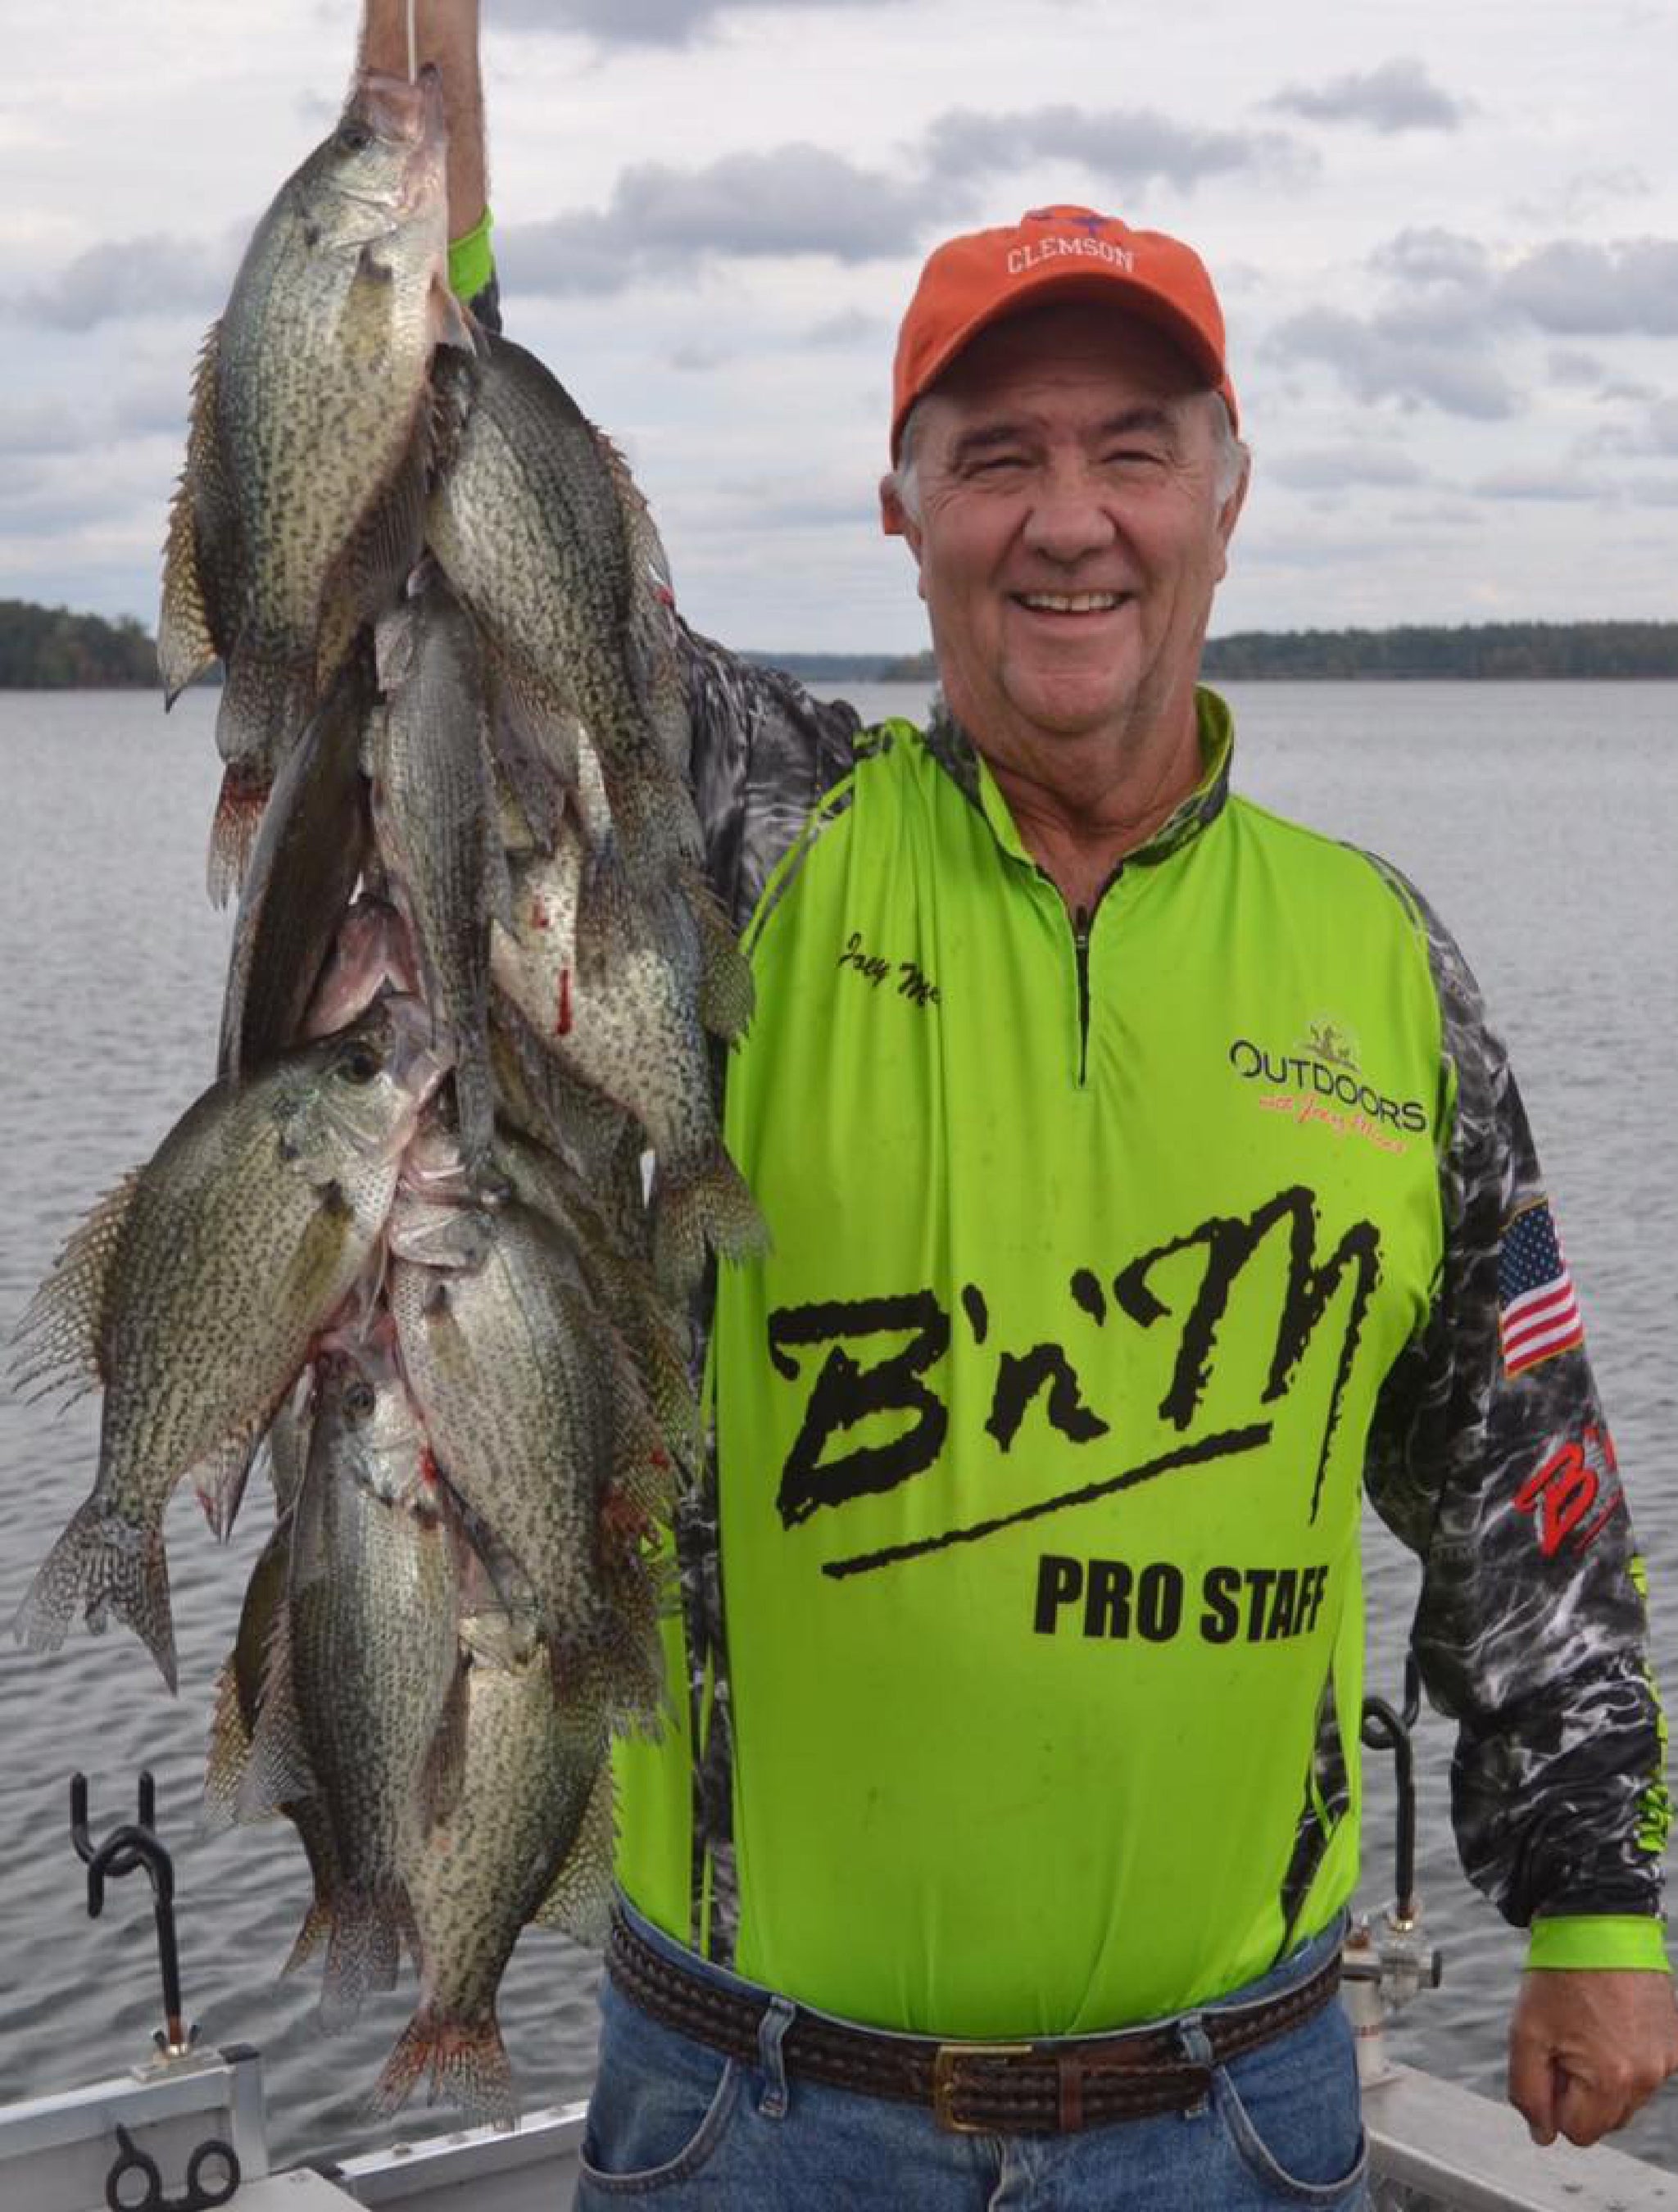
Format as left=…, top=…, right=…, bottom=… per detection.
left=5, top=2036, right=1678, bottom=2211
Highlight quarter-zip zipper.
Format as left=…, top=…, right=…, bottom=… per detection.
left=1064, top=864, right=1127, bottom=1087
left=1072, top=905, right=1093, bottom=1086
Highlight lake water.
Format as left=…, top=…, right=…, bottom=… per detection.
left=1, top=680, right=1676, bottom=2171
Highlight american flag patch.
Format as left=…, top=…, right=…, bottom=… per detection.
left=1499, top=1201, right=1585, bottom=1377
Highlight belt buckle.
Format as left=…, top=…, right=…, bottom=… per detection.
left=932, top=2042, right=1034, bottom=2133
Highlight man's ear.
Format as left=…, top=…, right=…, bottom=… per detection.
left=879, top=472, right=918, bottom=550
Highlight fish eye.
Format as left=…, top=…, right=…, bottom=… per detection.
left=337, top=120, right=374, bottom=155
left=338, top=1043, right=382, bottom=1085
left=343, top=1380, right=376, bottom=1418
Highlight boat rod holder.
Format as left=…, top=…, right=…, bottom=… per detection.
left=70, top=1770, right=198, bottom=2060
left=1360, top=1650, right=1423, bottom=1929
left=1343, top=1653, right=1443, bottom=2083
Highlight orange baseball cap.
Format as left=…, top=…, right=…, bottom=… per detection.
left=889, top=205, right=1237, bottom=458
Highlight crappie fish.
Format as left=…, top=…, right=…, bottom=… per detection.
left=592, top=424, right=689, bottom=779
left=246, top=1338, right=461, bottom=2027
left=491, top=1122, right=699, bottom=1480
left=371, top=570, right=505, bottom=1177
left=374, top=1609, right=614, bottom=2128
left=491, top=824, right=763, bottom=1291
left=387, top=1190, right=673, bottom=1722
left=158, top=66, right=471, bottom=895
left=11, top=1003, right=440, bottom=1689
left=218, top=644, right=374, bottom=1081
left=426, top=333, right=701, bottom=890
left=202, top=1504, right=342, bottom=1976
left=302, top=893, right=422, bottom=1041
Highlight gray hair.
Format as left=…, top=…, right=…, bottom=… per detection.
left=891, top=389, right=1248, bottom=525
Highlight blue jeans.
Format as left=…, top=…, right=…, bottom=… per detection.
left=576, top=1904, right=1368, bottom=2209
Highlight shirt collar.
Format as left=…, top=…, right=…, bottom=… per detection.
left=925, top=685, right=1235, bottom=869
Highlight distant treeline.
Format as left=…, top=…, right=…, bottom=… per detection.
left=7, top=603, right=1678, bottom=689
left=0, top=600, right=156, bottom=687
left=1202, top=622, right=1678, bottom=680
left=872, top=623, right=1678, bottom=685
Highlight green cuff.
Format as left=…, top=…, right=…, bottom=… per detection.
left=448, top=208, right=495, bottom=305
left=1526, top=1915, right=1671, bottom=1972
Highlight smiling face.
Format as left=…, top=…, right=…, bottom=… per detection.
left=884, top=301, right=1247, bottom=814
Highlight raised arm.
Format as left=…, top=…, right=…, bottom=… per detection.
left=360, top=0, right=487, bottom=242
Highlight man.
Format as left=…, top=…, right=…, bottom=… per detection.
left=370, top=7, right=1678, bottom=2201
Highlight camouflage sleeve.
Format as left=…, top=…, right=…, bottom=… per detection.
left=677, top=624, right=864, bottom=931
left=1363, top=868, right=1670, bottom=1947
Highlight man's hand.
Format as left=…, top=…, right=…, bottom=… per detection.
left=361, top=0, right=486, bottom=239
left=1508, top=1968, right=1678, bottom=2146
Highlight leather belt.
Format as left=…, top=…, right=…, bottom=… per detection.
left=605, top=1911, right=1343, bottom=2135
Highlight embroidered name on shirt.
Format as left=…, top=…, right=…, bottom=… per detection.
left=837, top=930, right=941, bottom=1008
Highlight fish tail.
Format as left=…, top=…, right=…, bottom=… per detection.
left=369, top=2005, right=517, bottom=2131
left=652, top=1145, right=769, bottom=1299
left=206, top=764, right=271, bottom=908
left=11, top=1498, right=177, bottom=1693
left=318, top=1880, right=406, bottom=2031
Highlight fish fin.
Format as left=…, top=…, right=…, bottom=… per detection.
left=683, top=872, right=755, bottom=1042
left=573, top=833, right=640, bottom=988
left=11, top=1498, right=177, bottom=1692
left=321, top=424, right=429, bottom=661
left=416, top=1656, right=471, bottom=1834
left=578, top=1558, right=667, bottom=1737
left=202, top=1655, right=254, bottom=1834
left=319, top=1879, right=406, bottom=2031
left=10, top=1169, right=143, bottom=1398
left=451, top=1038, right=498, bottom=1192
left=532, top=1757, right=616, bottom=1947
left=431, top=275, right=482, bottom=360
left=651, top=1146, right=769, bottom=1299
left=280, top=1894, right=332, bottom=1979
left=369, top=2006, right=517, bottom=2130
left=191, top=1424, right=265, bottom=1544
left=486, top=669, right=566, bottom=857
left=238, top=1602, right=316, bottom=1820
left=159, top=320, right=236, bottom=705
left=215, top=636, right=312, bottom=792
left=279, top=1797, right=342, bottom=1975
left=206, top=763, right=273, bottom=909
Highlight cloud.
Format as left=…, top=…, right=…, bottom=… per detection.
left=1266, top=57, right=1468, bottom=134
left=1500, top=238, right=1678, bottom=336
left=18, top=232, right=237, bottom=332
left=500, top=143, right=942, bottom=296
left=1472, top=465, right=1616, bottom=502
left=1371, top=228, right=1490, bottom=288
left=1510, top=165, right=1650, bottom=229
left=924, top=107, right=1299, bottom=194
left=493, top=0, right=905, bottom=47
left=1267, top=307, right=1517, bottom=419
left=499, top=105, right=1304, bottom=303
left=1265, top=446, right=1427, bottom=492
left=0, top=400, right=90, bottom=458
left=1547, top=347, right=1608, bottom=388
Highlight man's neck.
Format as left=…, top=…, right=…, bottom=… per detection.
left=978, top=717, right=1204, bottom=914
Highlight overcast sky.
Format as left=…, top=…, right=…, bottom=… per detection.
left=4, top=0, right=1676, bottom=652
